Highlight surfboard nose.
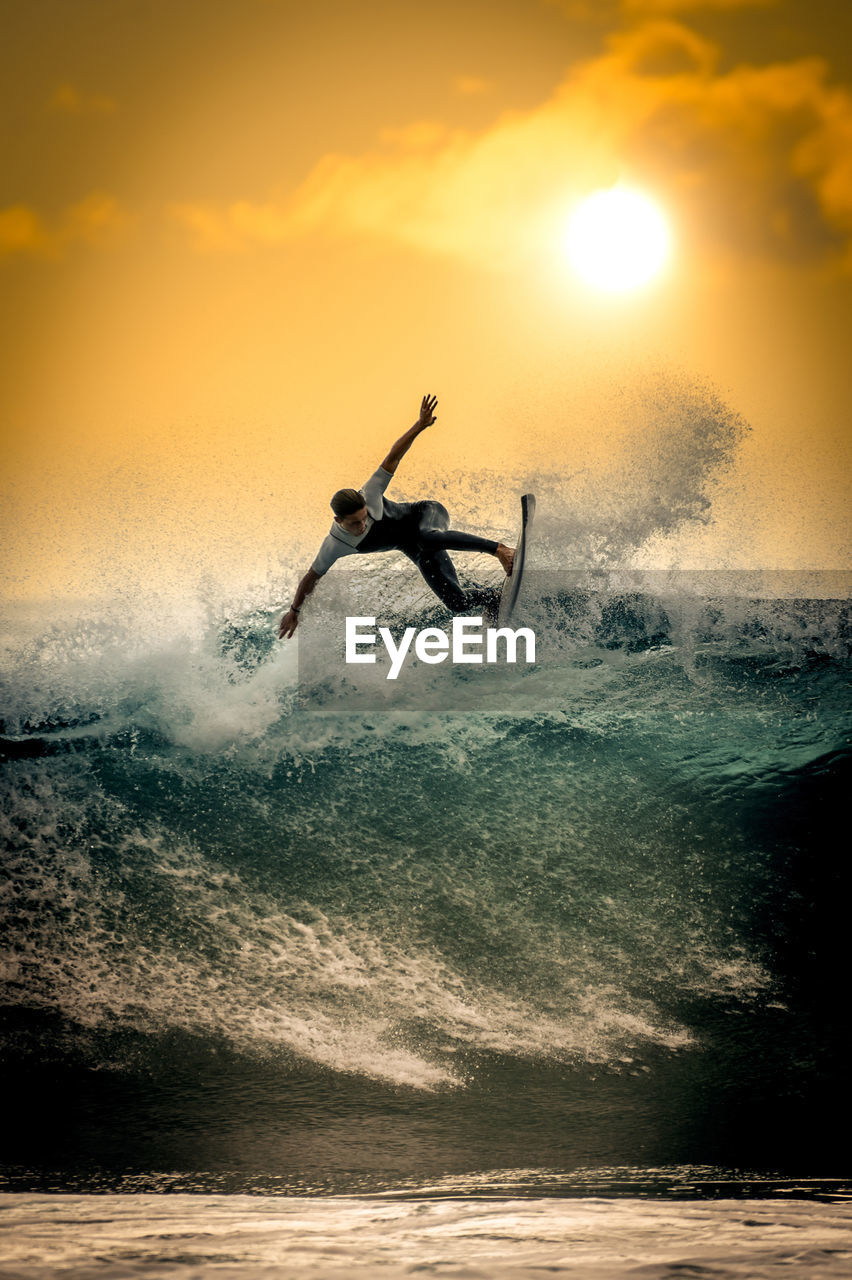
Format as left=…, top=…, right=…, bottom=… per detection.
left=498, top=493, right=536, bottom=626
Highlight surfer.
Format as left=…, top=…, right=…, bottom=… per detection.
left=278, top=394, right=515, bottom=639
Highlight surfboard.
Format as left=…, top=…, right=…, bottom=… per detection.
left=497, top=493, right=535, bottom=626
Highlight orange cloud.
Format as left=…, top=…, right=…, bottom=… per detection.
left=49, top=83, right=118, bottom=114
left=548, top=0, right=774, bottom=16
left=168, top=199, right=294, bottom=253
left=65, top=193, right=129, bottom=244
left=453, top=75, right=495, bottom=97
left=597, top=23, right=852, bottom=264
left=793, top=87, right=852, bottom=251
left=0, top=206, right=52, bottom=257
left=167, top=19, right=852, bottom=273
left=378, top=120, right=451, bottom=149
left=0, top=193, right=130, bottom=259
left=623, top=0, right=775, bottom=11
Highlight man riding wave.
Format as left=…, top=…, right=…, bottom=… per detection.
left=279, top=394, right=515, bottom=639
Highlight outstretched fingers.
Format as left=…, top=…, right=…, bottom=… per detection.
left=420, top=393, right=438, bottom=425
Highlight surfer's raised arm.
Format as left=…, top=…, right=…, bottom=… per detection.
left=279, top=568, right=320, bottom=639
left=278, top=395, right=439, bottom=640
left=380, top=393, right=437, bottom=474
left=277, top=391, right=516, bottom=640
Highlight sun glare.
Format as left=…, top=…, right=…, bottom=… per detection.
left=564, top=187, right=671, bottom=292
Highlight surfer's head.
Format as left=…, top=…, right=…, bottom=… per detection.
left=331, top=488, right=369, bottom=535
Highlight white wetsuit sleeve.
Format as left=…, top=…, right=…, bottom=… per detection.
left=360, top=466, right=393, bottom=520
left=311, top=535, right=353, bottom=576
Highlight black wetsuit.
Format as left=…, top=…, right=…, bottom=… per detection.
left=356, top=498, right=498, bottom=613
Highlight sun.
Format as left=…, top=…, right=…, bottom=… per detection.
left=564, top=187, right=671, bottom=292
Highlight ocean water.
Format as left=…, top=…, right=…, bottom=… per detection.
left=1, top=386, right=850, bottom=1272
left=2, top=1190, right=852, bottom=1278
left=1, top=566, right=848, bottom=1195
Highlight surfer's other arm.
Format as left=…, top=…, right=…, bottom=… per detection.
left=380, top=393, right=437, bottom=474
left=279, top=568, right=321, bottom=639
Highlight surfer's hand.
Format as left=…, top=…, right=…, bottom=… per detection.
left=279, top=609, right=299, bottom=639
left=416, top=393, right=437, bottom=429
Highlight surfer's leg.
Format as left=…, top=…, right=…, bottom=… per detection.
left=413, top=501, right=514, bottom=576
left=402, top=543, right=500, bottom=616
left=419, top=528, right=501, bottom=555
left=413, top=500, right=499, bottom=556
left=402, top=544, right=467, bottom=613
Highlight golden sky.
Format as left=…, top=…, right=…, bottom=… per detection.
left=2, top=0, right=851, bottom=600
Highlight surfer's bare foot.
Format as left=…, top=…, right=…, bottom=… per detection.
left=496, top=542, right=515, bottom=576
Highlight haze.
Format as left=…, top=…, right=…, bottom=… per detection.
left=2, top=0, right=850, bottom=601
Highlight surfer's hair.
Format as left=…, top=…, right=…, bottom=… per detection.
left=331, top=488, right=366, bottom=517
